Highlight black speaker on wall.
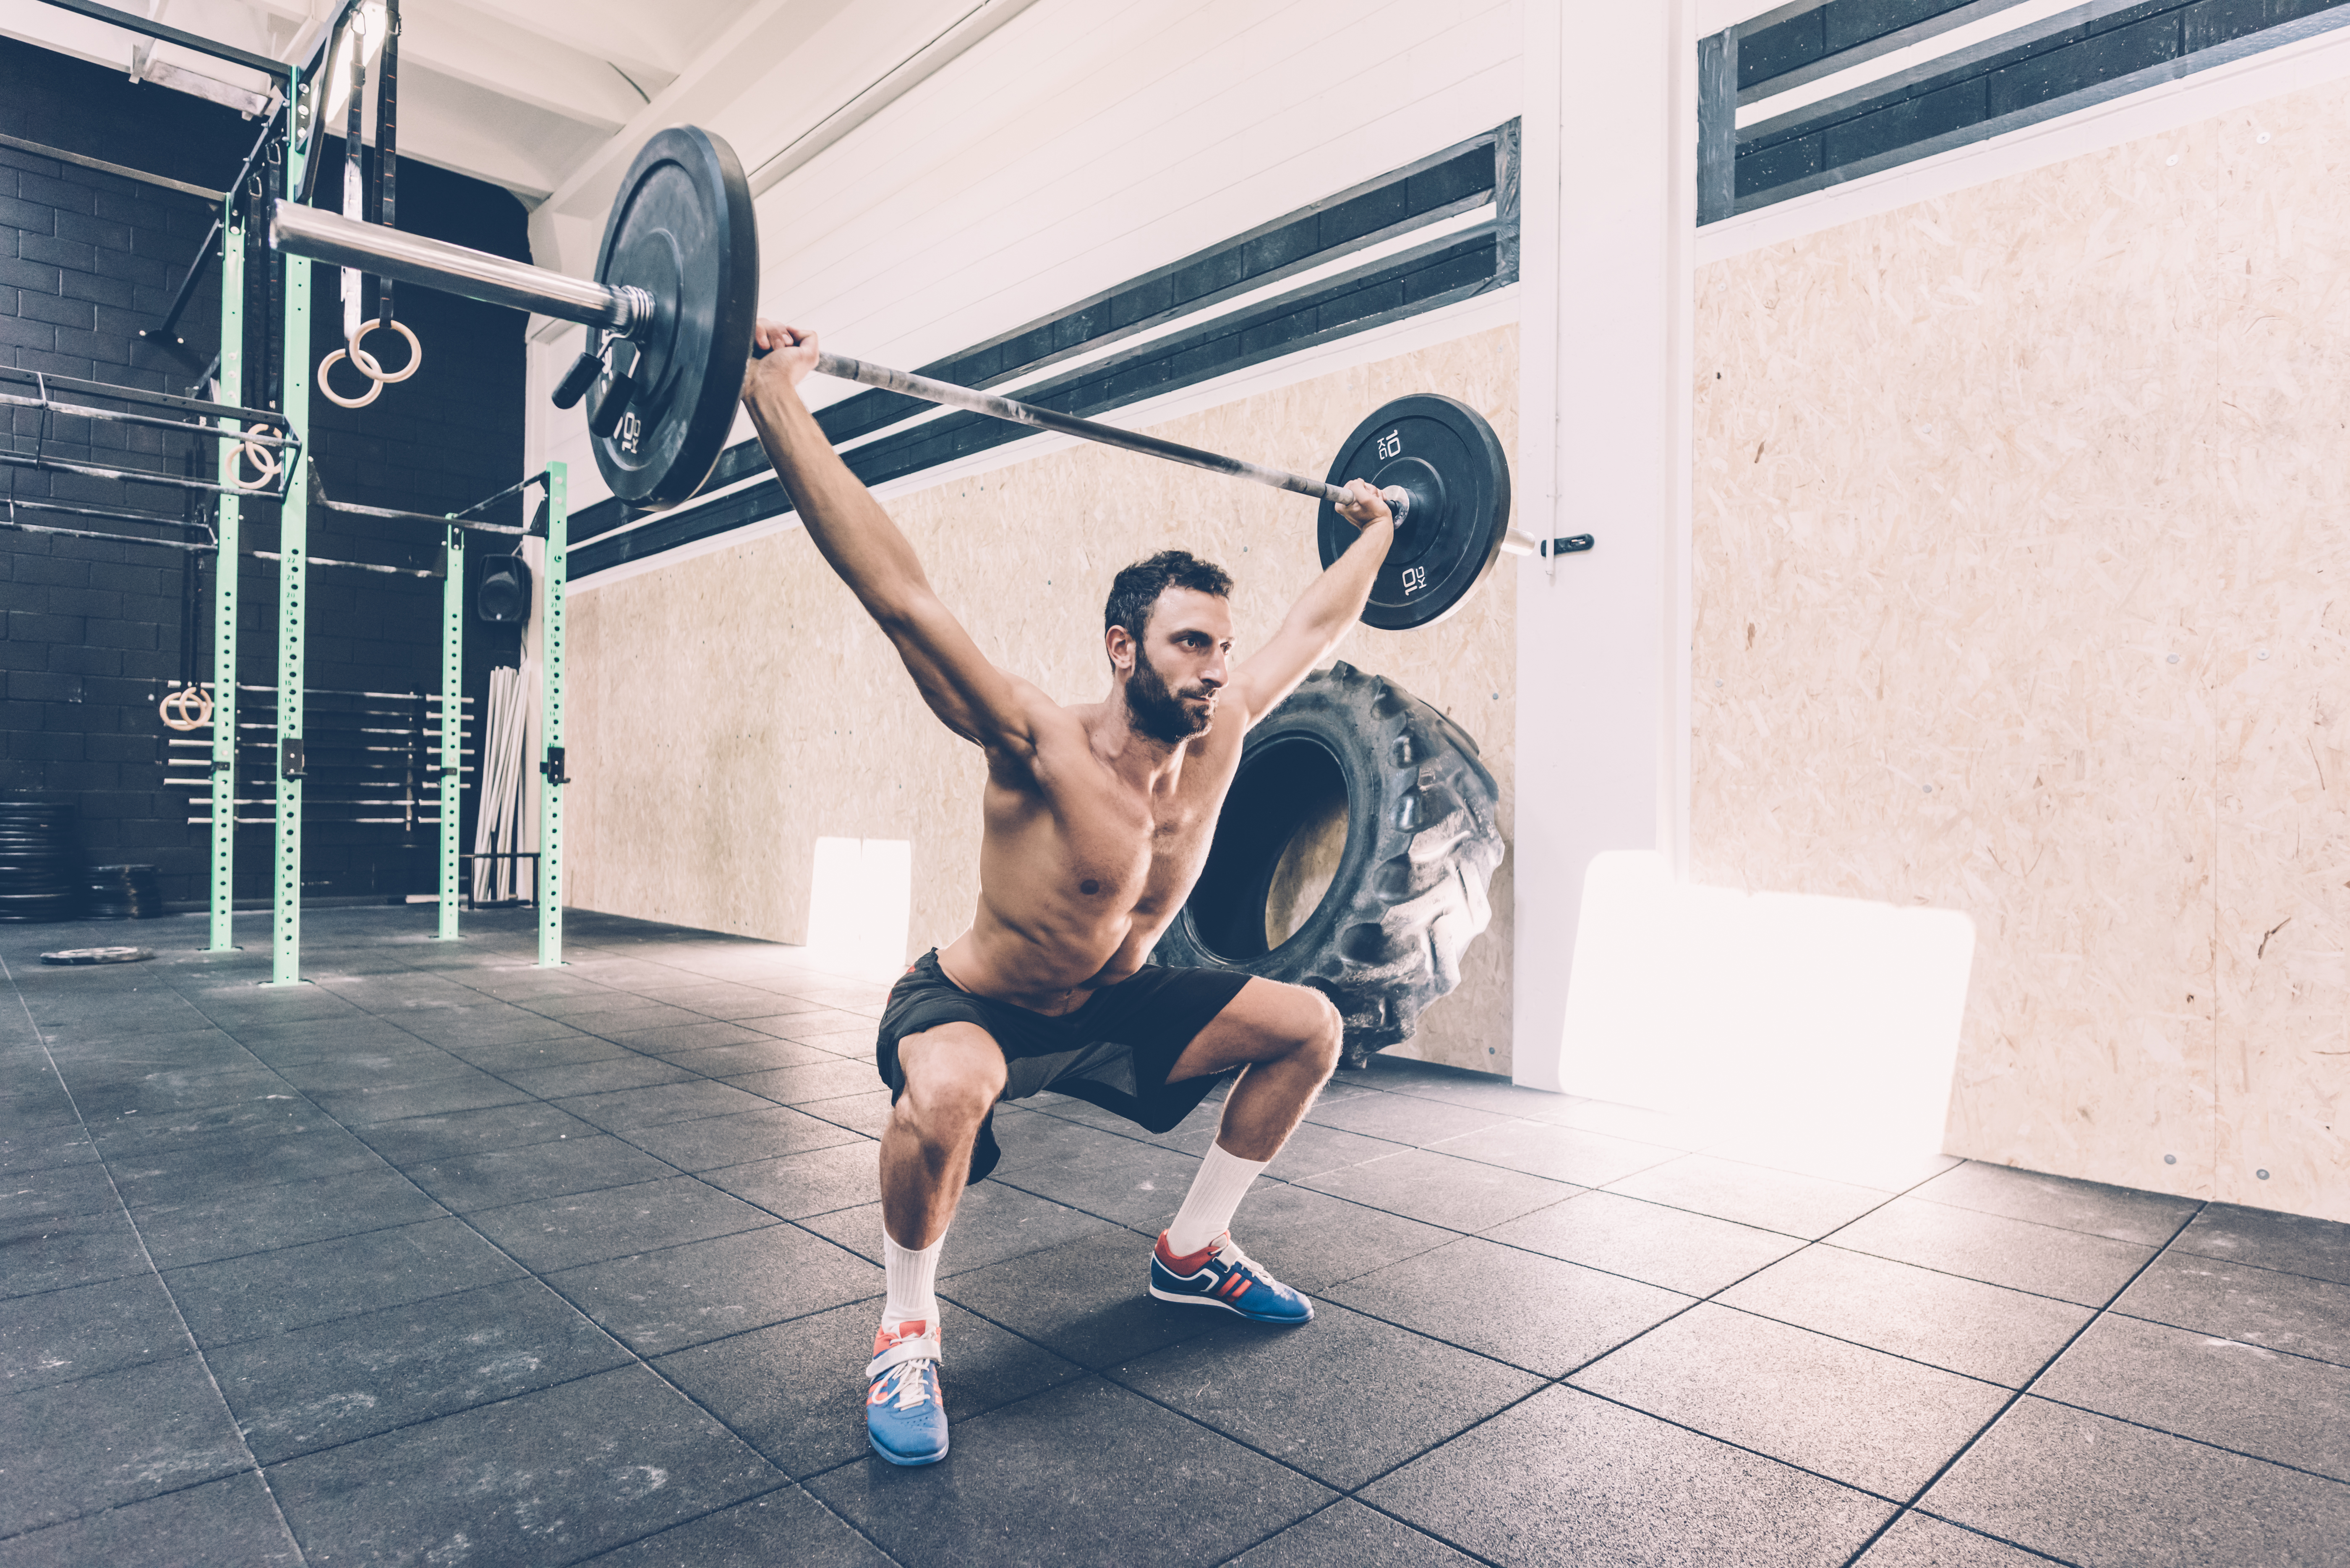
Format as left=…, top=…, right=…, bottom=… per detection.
left=478, top=554, right=532, bottom=624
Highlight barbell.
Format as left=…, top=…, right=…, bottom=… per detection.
left=269, top=126, right=1531, bottom=631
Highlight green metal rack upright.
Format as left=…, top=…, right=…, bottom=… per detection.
left=207, top=201, right=245, bottom=952
left=538, top=461, right=566, bottom=968
left=270, top=69, right=313, bottom=988
left=438, top=522, right=465, bottom=939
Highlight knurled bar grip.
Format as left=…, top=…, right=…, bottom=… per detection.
left=812, top=352, right=1356, bottom=508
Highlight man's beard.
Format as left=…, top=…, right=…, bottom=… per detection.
left=1125, top=647, right=1213, bottom=744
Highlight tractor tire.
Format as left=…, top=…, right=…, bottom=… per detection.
left=1152, top=662, right=1504, bottom=1067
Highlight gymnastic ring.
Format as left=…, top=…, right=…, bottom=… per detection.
left=317, top=345, right=383, bottom=410
left=349, top=318, right=422, bottom=384
left=158, top=684, right=213, bottom=732
left=232, top=423, right=282, bottom=488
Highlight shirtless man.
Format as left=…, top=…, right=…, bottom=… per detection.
left=741, top=321, right=1396, bottom=1467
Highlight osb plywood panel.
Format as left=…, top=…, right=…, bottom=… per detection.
left=1692, top=86, right=2347, bottom=1222
left=569, top=326, right=1520, bottom=1072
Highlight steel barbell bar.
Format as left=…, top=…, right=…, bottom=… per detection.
left=267, top=200, right=1537, bottom=557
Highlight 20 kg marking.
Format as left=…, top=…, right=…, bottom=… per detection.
left=1377, top=428, right=1402, bottom=460
left=1400, top=565, right=1427, bottom=595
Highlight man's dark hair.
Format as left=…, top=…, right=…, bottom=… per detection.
left=1103, top=549, right=1232, bottom=647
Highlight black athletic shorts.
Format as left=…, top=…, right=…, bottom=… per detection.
left=874, top=949, right=1252, bottom=1184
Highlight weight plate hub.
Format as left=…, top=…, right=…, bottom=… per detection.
left=1316, top=395, right=1512, bottom=631
left=589, top=127, right=759, bottom=509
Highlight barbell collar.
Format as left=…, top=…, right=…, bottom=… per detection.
left=269, top=200, right=636, bottom=333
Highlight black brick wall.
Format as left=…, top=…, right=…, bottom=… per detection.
left=2, top=36, right=528, bottom=912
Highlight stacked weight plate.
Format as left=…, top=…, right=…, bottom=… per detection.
left=85, top=864, right=163, bottom=920
left=0, top=796, right=83, bottom=923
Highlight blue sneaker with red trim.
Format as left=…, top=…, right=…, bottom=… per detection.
left=865, top=1320, right=948, bottom=1466
left=1149, top=1231, right=1313, bottom=1324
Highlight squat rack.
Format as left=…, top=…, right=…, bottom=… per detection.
left=9, top=0, right=571, bottom=976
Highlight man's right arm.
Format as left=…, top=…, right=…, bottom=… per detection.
left=741, top=322, right=1037, bottom=755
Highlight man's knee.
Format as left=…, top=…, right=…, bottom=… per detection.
left=1290, top=987, right=1342, bottom=1077
left=893, top=1027, right=1005, bottom=1148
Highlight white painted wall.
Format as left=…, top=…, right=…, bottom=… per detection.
left=526, top=0, right=1525, bottom=512
left=1511, top=0, right=1697, bottom=1090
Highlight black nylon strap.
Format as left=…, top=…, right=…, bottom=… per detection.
left=376, top=0, right=399, bottom=324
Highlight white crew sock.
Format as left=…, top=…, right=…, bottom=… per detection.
left=1166, top=1143, right=1270, bottom=1256
left=882, top=1229, right=945, bottom=1331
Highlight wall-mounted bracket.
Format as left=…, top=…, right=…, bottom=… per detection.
left=279, top=737, right=306, bottom=779
left=1541, top=534, right=1595, bottom=557
left=539, top=746, right=568, bottom=786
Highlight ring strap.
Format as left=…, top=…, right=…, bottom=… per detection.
left=864, top=1335, right=941, bottom=1380
left=376, top=0, right=399, bottom=325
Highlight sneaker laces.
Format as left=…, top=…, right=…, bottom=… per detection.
left=874, top=1359, right=935, bottom=1413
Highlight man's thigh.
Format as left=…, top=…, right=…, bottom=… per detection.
left=1165, top=977, right=1332, bottom=1083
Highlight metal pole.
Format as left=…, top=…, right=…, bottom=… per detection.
left=438, top=523, right=464, bottom=939
left=269, top=68, right=311, bottom=988
left=209, top=201, right=243, bottom=952
left=537, top=463, right=566, bottom=968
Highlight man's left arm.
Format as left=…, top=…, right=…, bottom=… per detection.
left=1228, top=480, right=1393, bottom=723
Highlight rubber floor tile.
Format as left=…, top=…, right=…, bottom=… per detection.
left=991, top=1140, right=1204, bottom=1230
left=0, top=1157, right=118, bottom=1222
left=305, top=1069, right=535, bottom=1127
left=1353, top=1059, right=1575, bottom=1117
left=654, top=1294, right=1078, bottom=1478
left=803, top=1180, right=1116, bottom=1276
left=266, top=1364, right=781, bottom=1567
left=1482, top=1190, right=1803, bottom=1296
left=1426, top=1116, right=1682, bottom=1187
left=1571, top=1302, right=2010, bottom=1498
left=1323, top=1235, right=1692, bottom=1376
left=807, top=1375, right=1333, bottom=1567
left=723, top=1058, right=886, bottom=1107
left=210, top=1276, right=631, bottom=1464
left=987, top=1106, right=1152, bottom=1173
left=0, top=1124, right=98, bottom=1179
left=164, top=1216, right=526, bottom=1347
left=577, top=1484, right=891, bottom=1567
left=0, top=1271, right=186, bottom=1393
left=401, top=1131, right=679, bottom=1211
left=1911, top=1161, right=2200, bottom=1247
left=0, top=1354, right=251, bottom=1533
left=128, top=1164, right=446, bottom=1269
left=1172, top=1117, right=1402, bottom=1182
left=619, top=1103, right=863, bottom=1171
left=69, top=1062, right=289, bottom=1119
left=1113, top=1301, right=1542, bottom=1490
left=547, top=1221, right=881, bottom=1354
left=0, top=1469, right=300, bottom=1568
left=600, top=1020, right=778, bottom=1057
left=467, top=1177, right=775, bottom=1272
left=796, top=1088, right=894, bottom=1135
left=350, top=1098, right=600, bottom=1166
left=1718, top=1244, right=2093, bottom=1388
left=0, top=1203, right=149, bottom=1299
left=551, top=1078, right=773, bottom=1133
left=940, top=1227, right=1226, bottom=1370
left=1922, top=1396, right=2350, bottom=1567
left=1201, top=1179, right=1459, bottom=1292
left=1825, top=1196, right=2154, bottom=1306
left=2173, top=1202, right=2350, bottom=1286
left=1302, top=1090, right=1516, bottom=1145
left=435, top=1032, right=627, bottom=1075
left=268, top=1046, right=475, bottom=1094
left=1852, top=1511, right=2050, bottom=1566
left=700, top=1138, right=880, bottom=1220
left=1228, top=1499, right=1482, bottom=1567
left=104, top=1125, right=386, bottom=1203
left=649, top=1036, right=837, bottom=1075
left=2032, top=1312, right=2350, bottom=1480
left=1359, top=1384, right=1890, bottom=1566
left=1299, top=1146, right=1577, bottom=1232
left=397, top=1011, right=596, bottom=1051
left=2115, top=1250, right=2350, bottom=1367
left=1606, top=1152, right=1894, bottom=1239
left=498, top=1053, right=697, bottom=1099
